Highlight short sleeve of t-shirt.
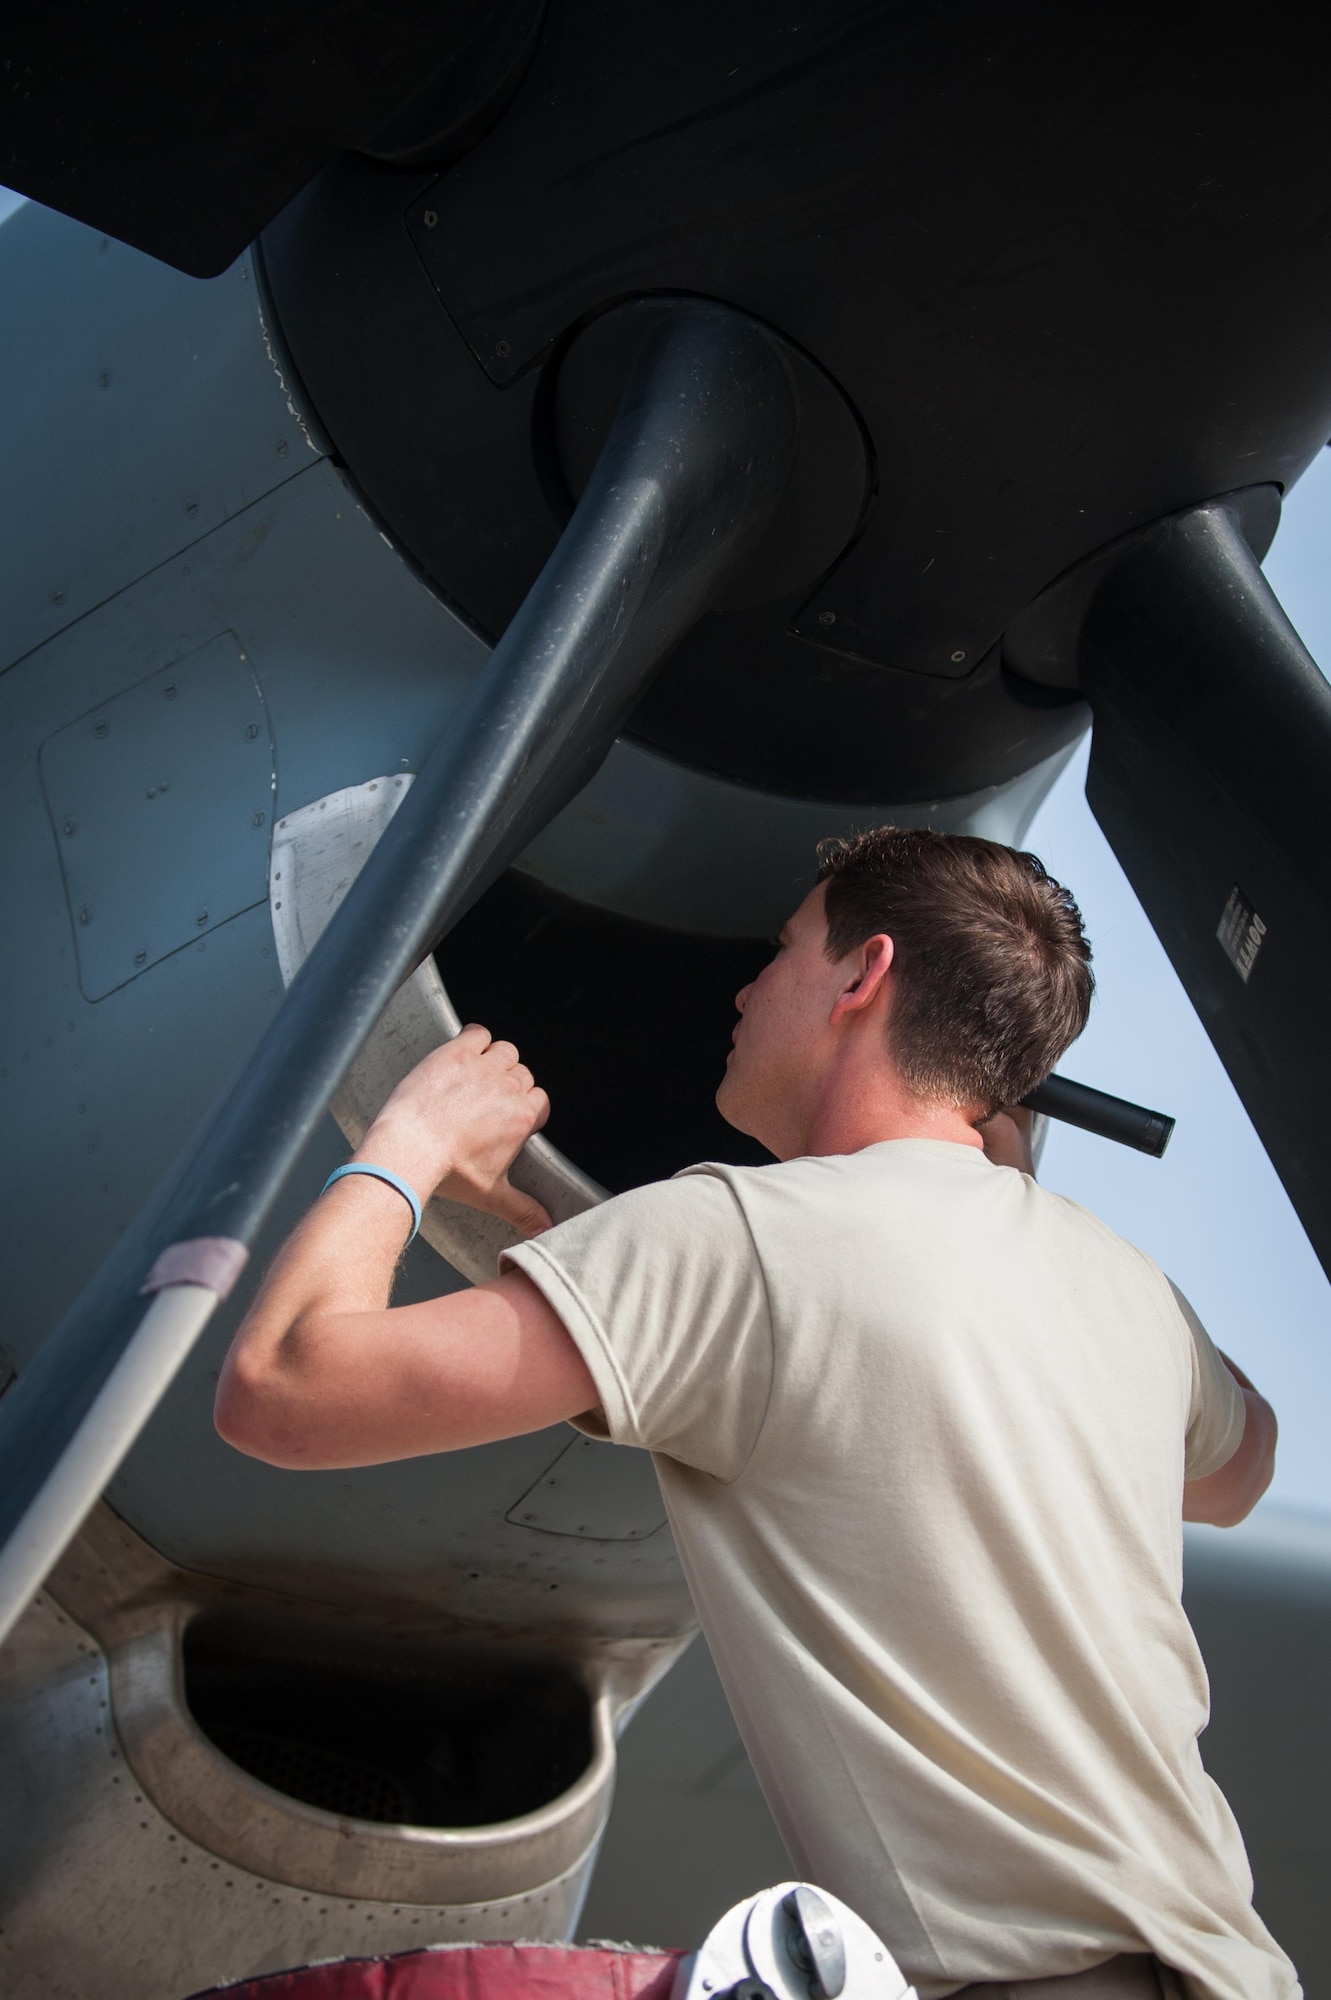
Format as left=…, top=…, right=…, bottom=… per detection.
left=501, top=1168, right=774, bottom=1481
left=1169, top=1281, right=1246, bottom=1481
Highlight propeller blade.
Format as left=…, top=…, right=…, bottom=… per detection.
left=0, top=302, right=799, bottom=1646
left=1022, top=1076, right=1175, bottom=1159
left=2, top=0, right=541, bottom=276
left=1066, top=498, right=1331, bottom=1271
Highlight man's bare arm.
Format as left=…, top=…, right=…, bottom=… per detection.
left=214, top=1027, right=598, bottom=1468
left=1183, top=1352, right=1277, bottom=1528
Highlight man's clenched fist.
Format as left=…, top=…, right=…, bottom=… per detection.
left=355, top=1024, right=552, bottom=1237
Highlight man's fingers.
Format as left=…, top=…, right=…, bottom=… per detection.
left=491, top=1178, right=553, bottom=1238
left=454, top=1022, right=493, bottom=1052
left=528, top=1086, right=551, bottom=1131
left=487, top=1039, right=521, bottom=1070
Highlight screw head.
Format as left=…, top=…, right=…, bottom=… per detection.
left=818, top=609, right=837, bottom=627
left=494, top=338, right=511, bottom=359
left=133, top=948, right=147, bottom=967
left=93, top=720, right=108, bottom=738
left=423, top=209, right=439, bottom=228
left=196, top=912, right=209, bottom=927
left=163, top=683, right=177, bottom=700
left=276, top=439, right=289, bottom=457
left=252, top=811, right=266, bottom=828
left=51, top=587, right=66, bottom=606
left=78, top=906, right=93, bottom=925
left=244, top=721, right=260, bottom=740
left=184, top=497, right=199, bottom=516
left=950, top=648, right=966, bottom=663
left=62, top=818, right=76, bottom=837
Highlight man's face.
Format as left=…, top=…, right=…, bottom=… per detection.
left=716, top=882, right=850, bottom=1157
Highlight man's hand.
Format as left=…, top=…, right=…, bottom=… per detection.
left=359, top=1023, right=552, bottom=1238
left=979, top=1104, right=1036, bottom=1176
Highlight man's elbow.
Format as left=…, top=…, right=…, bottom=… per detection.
left=214, top=1352, right=307, bottom=1467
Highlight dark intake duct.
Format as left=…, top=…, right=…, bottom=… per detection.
left=437, top=872, right=773, bottom=1192
left=185, top=1621, right=594, bottom=1828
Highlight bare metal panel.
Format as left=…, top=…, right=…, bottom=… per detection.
left=0, top=1587, right=594, bottom=1999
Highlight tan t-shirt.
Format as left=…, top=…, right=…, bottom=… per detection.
left=504, top=1139, right=1297, bottom=2000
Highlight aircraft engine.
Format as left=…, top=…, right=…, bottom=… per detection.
left=0, top=197, right=1074, bottom=1994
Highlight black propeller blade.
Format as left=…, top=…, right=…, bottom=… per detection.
left=0, top=301, right=803, bottom=1642
left=1010, top=492, right=1331, bottom=1276
left=2, top=0, right=543, bottom=277
left=1023, top=1077, right=1174, bottom=1159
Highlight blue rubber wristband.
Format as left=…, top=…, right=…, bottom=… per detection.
left=320, top=1163, right=423, bottom=1243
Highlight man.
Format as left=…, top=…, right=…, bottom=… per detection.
left=217, top=828, right=1293, bottom=2000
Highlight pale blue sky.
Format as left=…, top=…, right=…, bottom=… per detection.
left=4, top=182, right=1328, bottom=1506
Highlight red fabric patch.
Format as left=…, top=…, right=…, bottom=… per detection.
left=187, top=1943, right=686, bottom=2000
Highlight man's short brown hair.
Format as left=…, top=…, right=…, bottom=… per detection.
left=817, top=826, right=1093, bottom=1116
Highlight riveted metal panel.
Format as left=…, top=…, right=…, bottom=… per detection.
left=39, top=634, right=274, bottom=998
left=507, top=1437, right=668, bottom=1544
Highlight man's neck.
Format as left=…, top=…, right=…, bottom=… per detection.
left=801, top=1091, right=985, bottom=1159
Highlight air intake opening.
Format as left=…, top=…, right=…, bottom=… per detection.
left=436, top=870, right=774, bottom=1192
left=184, top=1621, right=594, bottom=1827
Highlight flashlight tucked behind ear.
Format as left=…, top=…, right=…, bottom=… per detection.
left=1022, top=1074, right=1175, bottom=1157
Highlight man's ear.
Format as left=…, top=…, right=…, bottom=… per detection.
left=829, top=934, right=894, bottom=1024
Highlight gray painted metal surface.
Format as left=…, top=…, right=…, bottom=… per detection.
left=0, top=203, right=319, bottom=676
left=40, top=634, right=275, bottom=997
left=507, top=1437, right=669, bottom=1544
left=517, top=736, right=1082, bottom=941
left=0, top=457, right=488, bottom=1383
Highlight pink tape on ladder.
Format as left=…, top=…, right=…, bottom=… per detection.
left=140, top=1237, right=249, bottom=1299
